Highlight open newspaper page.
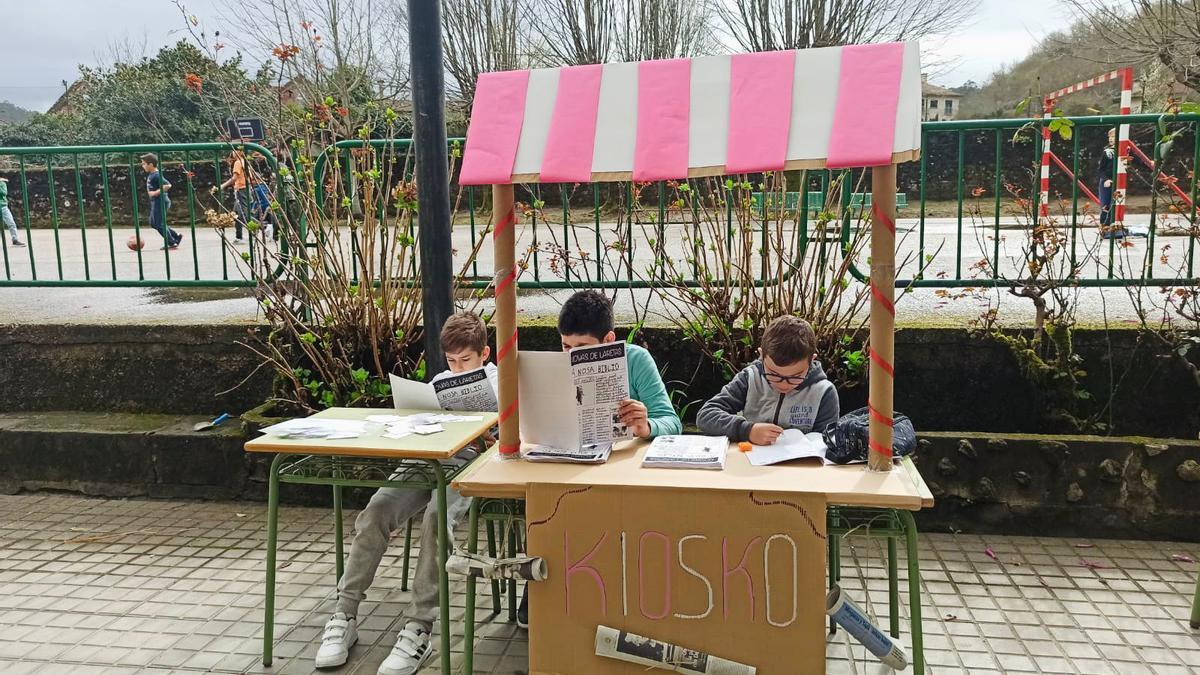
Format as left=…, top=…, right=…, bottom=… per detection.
left=568, top=342, right=630, bottom=446
left=594, top=626, right=756, bottom=675
left=432, top=366, right=497, bottom=412
left=642, top=435, right=728, bottom=470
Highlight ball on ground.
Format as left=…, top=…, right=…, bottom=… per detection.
left=126, top=235, right=144, bottom=251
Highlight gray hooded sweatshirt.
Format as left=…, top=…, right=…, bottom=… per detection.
left=697, top=360, right=840, bottom=442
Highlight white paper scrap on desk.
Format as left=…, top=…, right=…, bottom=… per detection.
left=746, top=429, right=828, bottom=466
left=366, top=414, right=405, bottom=424
left=259, top=418, right=369, bottom=438
left=642, top=435, right=727, bottom=470
left=412, top=423, right=444, bottom=435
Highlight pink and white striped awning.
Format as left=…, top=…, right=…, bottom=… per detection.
left=459, top=42, right=922, bottom=186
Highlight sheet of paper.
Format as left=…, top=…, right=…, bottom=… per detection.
left=389, top=373, right=440, bottom=410
left=518, top=351, right=581, bottom=451
left=433, top=366, right=498, bottom=412
left=569, top=342, right=630, bottom=445
left=259, top=418, right=369, bottom=438
left=746, top=429, right=828, bottom=466
left=641, top=435, right=727, bottom=470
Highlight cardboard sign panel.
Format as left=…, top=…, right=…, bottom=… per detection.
left=526, top=483, right=828, bottom=675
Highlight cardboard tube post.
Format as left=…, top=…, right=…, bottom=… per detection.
left=492, top=184, right=520, bottom=459
left=867, top=165, right=897, bottom=472
left=826, top=585, right=908, bottom=670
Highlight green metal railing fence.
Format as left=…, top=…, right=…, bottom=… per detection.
left=2, top=114, right=1198, bottom=289
left=0, top=142, right=280, bottom=287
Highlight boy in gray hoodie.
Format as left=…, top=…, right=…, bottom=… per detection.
left=698, top=315, right=839, bottom=444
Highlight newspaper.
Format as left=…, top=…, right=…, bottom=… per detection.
left=445, top=550, right=548, bottom=581
left=594, top=625, right=755, bottom=675
left=745, top=429, right=828, bottom=466
left=390, top=366, right=497, bottom=413
left=517, top=343, right=630, bottom=461
left=568, top=342, right=630, bottom=445
left=523, top=443, right=612, bottom=464
left=642, top=435, right=728, bottom=470
left=431, top=367, right=498, bottom=412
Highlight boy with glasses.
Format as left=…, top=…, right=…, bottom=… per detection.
left=697, top=315, right=839, bottom=445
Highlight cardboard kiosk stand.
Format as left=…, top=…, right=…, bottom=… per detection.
left=458, top=43, right=924, bottom=674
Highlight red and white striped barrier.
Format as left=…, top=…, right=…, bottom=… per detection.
left=1040, top=67, right=1134, bottom=226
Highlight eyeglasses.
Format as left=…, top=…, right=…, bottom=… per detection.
left=764, top=369, right=809, bottom=385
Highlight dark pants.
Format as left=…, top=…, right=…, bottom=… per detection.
left=234, top=190, right=252, bottom=239
left=149, top=198, right=181, bottom=246
left=1098, top=180, right=1114, bottom=226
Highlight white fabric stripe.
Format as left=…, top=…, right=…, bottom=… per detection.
left=511, top=67, right=560, bottom=177
left=893, top=42, right=922, bottom=156
left=688, top=54, right=731, bottom=170
left=591, top=62, right=638, bottom=174
left=785, top=46, right=841, bottom=163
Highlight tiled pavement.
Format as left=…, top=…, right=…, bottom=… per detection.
left=0, top=493, right=1197, bottom=674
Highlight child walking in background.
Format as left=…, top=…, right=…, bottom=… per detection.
left=140, top=154, right=182, bottom=250
left=0, top=177, right=25, bottom=247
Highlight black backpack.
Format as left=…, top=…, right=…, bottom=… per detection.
left=821, top=407, right=917, bottom=464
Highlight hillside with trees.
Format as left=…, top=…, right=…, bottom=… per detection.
left=0, top=101, right=33, bottom=124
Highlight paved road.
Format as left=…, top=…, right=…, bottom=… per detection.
left=0, top=214, right=1193, bottom=325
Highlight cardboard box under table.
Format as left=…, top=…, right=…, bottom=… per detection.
left=453, top=439, right=934, bottom=674
left=244, top=407, right=498, bottom=672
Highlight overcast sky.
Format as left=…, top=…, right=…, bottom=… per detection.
left=0, top=0, right=1065, bottom=112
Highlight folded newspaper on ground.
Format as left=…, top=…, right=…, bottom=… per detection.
left=826, top=585, right=909, bottom=670
left=594, top=625, right=756, bottom=675
left=518, top=342, right=630, bottom=463
left=522, top=443, right=612, bottom=464
left=445, top=550, right=548, bottom=581
left=389, top=366, right=497, bottom=413
left=745, top=429, right=828, bottom=466
left=642, top=435, right=728, bottom=470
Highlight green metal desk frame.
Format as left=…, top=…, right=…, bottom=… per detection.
left=1191, top=570, right=1199, bottom=630
left=457, top=499, right=926, bottom=673
left=261, top=452, right=477, bottom=675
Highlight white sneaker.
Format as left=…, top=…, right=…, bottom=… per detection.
left=378, top=621, right=433, bottom=675
left=315, top=612, right=358, bottom=668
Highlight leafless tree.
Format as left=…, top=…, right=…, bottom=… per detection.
left=528, top=0, right=619, bottom=65
left=1065, top=0, right=1200, bottom=93
left=711, top=0, right=980, bottom=52
left=616, top=0, right=716, bottom=61
left=211, top=0, right=410, bottom=105
left=441, top=0, right=531, bottom=103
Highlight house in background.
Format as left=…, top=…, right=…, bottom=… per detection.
left=922, top=74, right=962, bottom=121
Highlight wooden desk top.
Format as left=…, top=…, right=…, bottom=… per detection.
left=453, top=439, right=934, bottom=510
left=243, top=407, right=498, bottom=460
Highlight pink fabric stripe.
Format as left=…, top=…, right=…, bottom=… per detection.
left=826, top=43, right=905, bottom=169
left=726, top=50, right=796, bottom=174
left=633, top=58, right=691, bottom=181
left=539, top=65, right=603, bottom=183
left=459, top=70, right=531, bottom=185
